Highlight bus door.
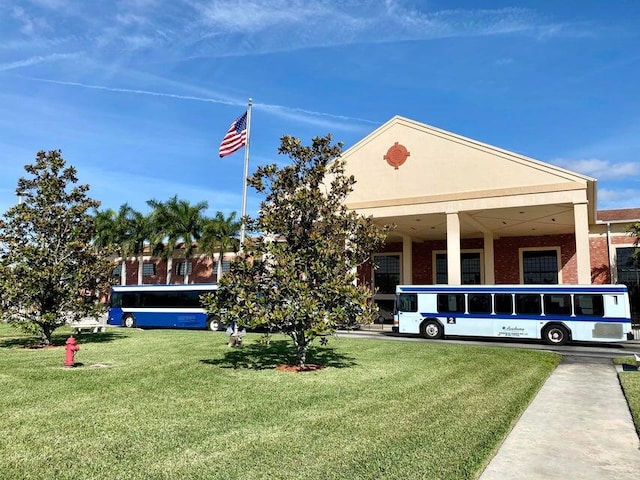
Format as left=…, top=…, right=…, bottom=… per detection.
left=396, top=293, right=420, bottom=333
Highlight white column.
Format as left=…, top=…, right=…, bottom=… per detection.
left=574, top=202, right=591, bottom=284
left=446, top=212, right=461, bottom=285
left=484, top=232, right=495, bottom=284
left=402, top=234, right=413, bottom=284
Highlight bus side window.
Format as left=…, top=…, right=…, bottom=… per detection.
left=543, top=294, right=571, bottom=316
left=574, top=294, right=604, bottom=317
left=515, top=294, right=542, bottom=315
left=469, top=294, right=491, bottom=314
left=494, top=294, right=513, bottom=315
left=437, top=294, right=464, bottom=313
left=398, top=293, right=417, bottom=312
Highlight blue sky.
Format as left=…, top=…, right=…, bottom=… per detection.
left=1, top=0, right=639, bottom=219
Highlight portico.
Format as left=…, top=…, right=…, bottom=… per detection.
left=340, top=116, right=596, bottom=312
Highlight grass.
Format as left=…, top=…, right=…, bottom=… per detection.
left=613, top=356, right=640, bottom=435
left=0, top=323, right=560, bottom=480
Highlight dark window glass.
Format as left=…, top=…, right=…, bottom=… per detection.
left=617, top=247, right=640, bottom=285
left=213, top=260, right=231, bottom=274
left=374, top=255, right=401, bottom=294
left=398, top=293, right=417, bottom=312
left=461, top=253, right=481, bottom=284
left=468, top=293, right=491, bottom=314
left=436, top=253, right=481, bottom=284
left=142, top=263, right=156, bottom=276
left=495, top=294, right=513, bottom=314
left=435, top=254, right=448, bottom=284
left=574, top=294, right=604, bottom=317
left=523, top=250, right=558, bottom=284
left=112, top=264, right=122, bottom=277
left=515, top=294, right=542, bottom=315
left=176, top=262, right=193, bottom=276
left=437, top=293, right=465, bottom=313
left=544, top=294, right=572, bottom=316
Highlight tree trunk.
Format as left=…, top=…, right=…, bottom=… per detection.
left=217, top=252, right=223, bottom=280
left=137, top=254, right=144, bottom=285
left=166, top=256, right=173, bottom=284
left=295, top=339, right=311, bottom=367
left=120, top=259, right=127, bottom=285
left=40, top=324, right=53, bottom=346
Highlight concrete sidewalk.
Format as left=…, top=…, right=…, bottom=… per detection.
left=479, top=356, right=640, bottom=480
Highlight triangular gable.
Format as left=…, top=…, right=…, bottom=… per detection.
left=341, top=116, right=595, bottom=213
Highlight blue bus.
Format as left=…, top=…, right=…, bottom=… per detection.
left=108, top=284, right=223, bottom=331
left=395, top=284, right=632, bottom=345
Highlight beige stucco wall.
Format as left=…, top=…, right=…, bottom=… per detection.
left=342, top=116, right=592, bottom=214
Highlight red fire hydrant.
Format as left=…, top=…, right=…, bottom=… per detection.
left=64, top=336, right=80, bottom=367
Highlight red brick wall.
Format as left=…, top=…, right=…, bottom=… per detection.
left=359, top=234, right=589, bottom=286
left=590, top=237, right=611, bottom=284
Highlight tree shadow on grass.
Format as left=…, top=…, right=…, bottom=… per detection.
left=201, top=339, right=357, bottom=370
left=0, top=330, right=124, bottom=349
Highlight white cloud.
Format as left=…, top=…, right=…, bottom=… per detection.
left=597, top=188, right=640, bottom=209
left=0, top=53, right=80, bottom=71
left=29, top=78, right=378, bottom=130
left=552, top=158, right=639, bottom=180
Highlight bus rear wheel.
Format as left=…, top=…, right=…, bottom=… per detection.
left=207, top=316, right=222, bottom=331
left=421, top=320, right=443, bottom=339
left=123, top=314, right=135, bottom=328
left=542, top=324, right=569, bottom=346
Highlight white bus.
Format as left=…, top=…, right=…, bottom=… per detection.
left=394, top=284, right=632, bottom=345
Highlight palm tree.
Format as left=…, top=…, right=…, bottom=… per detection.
left=200, top=211, right=241, bottom=280
left=148, top=196, right=208, bottom=284
left=128, top=209, right=153, bottom=285
left=93, top=205, right=137, bottom=285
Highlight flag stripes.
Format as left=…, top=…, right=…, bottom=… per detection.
left=219, top=111, right=248, bottom=158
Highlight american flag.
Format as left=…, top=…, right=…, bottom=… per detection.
left=219, top=111, right=248, bottom=158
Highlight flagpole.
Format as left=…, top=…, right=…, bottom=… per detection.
left=239, top=98, right=252, bottom=251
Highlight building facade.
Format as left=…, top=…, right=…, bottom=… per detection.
left=114, top=116, right=640, bottom=320
left=339, top=117, right=640, bottom=320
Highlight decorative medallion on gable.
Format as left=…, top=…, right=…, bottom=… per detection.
left=384, top=142, right=410, bottom=169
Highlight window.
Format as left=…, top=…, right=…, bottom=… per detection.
left=176, top=262, right=192, bottom=276
left=435, top=252, right=481, bottom=284
left=495, top=294, right=513, bottom=314
left=213, top=260, right=231, bottom=274
left=435, top=254, right=448, bottom=284
left=461, top=253, right=481, bottom=284
left=616, top=247, right=640, bottom=284
left=515, top=294, right=542, bottom=315
left=374, top=255, right=401, bottom=294
left=544, top=294, right=571, bottom=316
left=112, top=264, right=122, bottom=277
left=522, top=250, right=558, bottom=284
left=142, top=263, right=156, bottom=276
left=437, top=293, right=465, bottom=313
left=468, top=293, right=491, bottom=314
left=574, top=294, right=604, bottom=317
left=397, top=293, right=417, bottom=312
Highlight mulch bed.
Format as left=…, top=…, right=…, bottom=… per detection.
left=275, top=364, right=324, bottom=373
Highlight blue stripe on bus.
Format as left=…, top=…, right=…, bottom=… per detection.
left=418, top=312, right=631, bottom=323
left=398, top=286, right=628, bottom=294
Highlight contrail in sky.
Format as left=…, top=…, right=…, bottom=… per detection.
left=29, top=77, right=379, bottom=125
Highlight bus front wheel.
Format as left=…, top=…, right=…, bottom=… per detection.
left=542, top=324, right=569, bottom=346
left=123, top=314, right=135, bottom=328
left=207, top=316, right=222, bottom=331
left=421, top=320, right=443, bottom=340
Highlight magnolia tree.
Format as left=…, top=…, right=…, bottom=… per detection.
left=204, top=135, right=387, bottom=366
left=0, top=150, right=112, bottom=345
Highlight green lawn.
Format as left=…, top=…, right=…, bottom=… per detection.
left=0, top=323, right=559, bottom=480
left=614, top=356, right=640, bottom=435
